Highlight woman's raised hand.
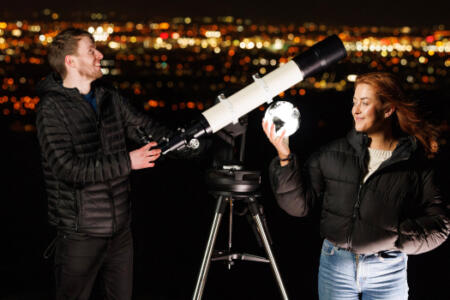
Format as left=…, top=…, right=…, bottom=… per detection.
left=262, top=120, right=291, bottom=160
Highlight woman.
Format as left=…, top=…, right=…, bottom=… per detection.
left=262, top=72, right=449, bottom=300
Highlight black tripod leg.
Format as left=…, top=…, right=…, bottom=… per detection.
left=248, top=197, right=289, bottom=300
left=193, top=195, right=227, bottom=300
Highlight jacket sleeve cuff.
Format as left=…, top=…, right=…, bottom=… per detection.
left=271, top=153, right=297, bottom=171
left=269, top=153, right=298, bottom=191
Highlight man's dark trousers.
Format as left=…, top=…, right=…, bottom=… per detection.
left=54, top=228, right=133, bottom=300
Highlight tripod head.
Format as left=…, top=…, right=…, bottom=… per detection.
left=206, top=166, right=261, bottom=195
left=212, top=112, right=248, bottom=166
left=207, top=110, right=263, bottom=195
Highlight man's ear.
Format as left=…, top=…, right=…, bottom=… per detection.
left=64, top=55, right=75, bottom=68
left=384, top=105, right=396, bottom=119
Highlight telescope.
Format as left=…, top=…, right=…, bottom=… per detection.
left=159, top=34, right=347, bottom=155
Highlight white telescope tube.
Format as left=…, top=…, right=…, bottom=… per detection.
left=159, top=34, right=347, bottom=155
left=202, top=60, right=303, bottom=133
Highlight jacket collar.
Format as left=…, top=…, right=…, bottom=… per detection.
left=37, top=73, right=110, bottom=114
left=347, top=129, right=370, bottom=157
left=390, top=134, right=418, bottom=163
left=37, top=72, right=106, bottom=100
left=346, top=128, right=418, bottom=168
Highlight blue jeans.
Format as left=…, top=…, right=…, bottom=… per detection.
left=318, top=239, right=408, bottom=300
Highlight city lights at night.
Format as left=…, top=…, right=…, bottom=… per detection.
left=1, top=4, right=449, bottom=300
left=0, top=15, right=448, bottom=132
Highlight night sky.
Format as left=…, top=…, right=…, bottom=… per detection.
left=4, top=0, right=450, bottom=26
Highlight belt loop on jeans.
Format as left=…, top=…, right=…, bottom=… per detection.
left=326, top=239, right=347, bottom=252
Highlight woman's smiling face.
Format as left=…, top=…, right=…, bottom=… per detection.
left=352, top=83, right=388, bottom=134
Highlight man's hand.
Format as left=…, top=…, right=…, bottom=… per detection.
left=129, top=142, right=161, bottom=170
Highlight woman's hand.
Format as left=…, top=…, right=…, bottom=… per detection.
left=262, top=120, right=291, bottom=165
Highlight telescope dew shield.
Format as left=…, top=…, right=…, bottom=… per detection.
left=292, top=34, right=347, bottom=79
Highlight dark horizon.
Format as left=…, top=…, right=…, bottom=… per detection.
left=2, top=0, right=450, bottom=26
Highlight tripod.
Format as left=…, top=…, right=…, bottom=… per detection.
left=192, top=115, right=289, bottom=299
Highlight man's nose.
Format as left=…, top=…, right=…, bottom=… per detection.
left=96, top=50, right=104, bottom=60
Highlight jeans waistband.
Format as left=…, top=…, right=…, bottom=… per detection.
left=323, top=239, right=402, bottom=257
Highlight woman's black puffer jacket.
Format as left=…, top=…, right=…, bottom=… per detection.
left=36, top=73, right=171, bottom=236
left=269, top=129, right=449, bottom=254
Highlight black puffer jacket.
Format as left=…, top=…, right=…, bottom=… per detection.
left=269, top=129, right=449, bottom=254
left=36, top=73, right=171, bottom=236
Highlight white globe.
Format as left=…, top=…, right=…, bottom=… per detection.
left=263, top=101, right=300, bottom=137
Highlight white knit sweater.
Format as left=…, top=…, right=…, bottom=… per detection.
left=363, top=148, right=393, bottom=182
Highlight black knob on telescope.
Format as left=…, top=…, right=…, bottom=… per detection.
left=293, top=34, right=347, bottom=79
left=159, top=115, right=212, bottom=155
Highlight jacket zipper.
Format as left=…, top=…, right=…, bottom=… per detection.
left=71, top=94, right=96, bottom=233
left=347, top=183, right=362, bottom=250
left=95, top=101, right=117, bottom=234
left=346, top=144, right=368, bottom=251
left=346, top=154, right=410, bottom=250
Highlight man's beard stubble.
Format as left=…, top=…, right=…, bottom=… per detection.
left=79, top=67, right=103, bottom=81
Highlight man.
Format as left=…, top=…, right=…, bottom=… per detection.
left=36, top=28, right=174, bottom=299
